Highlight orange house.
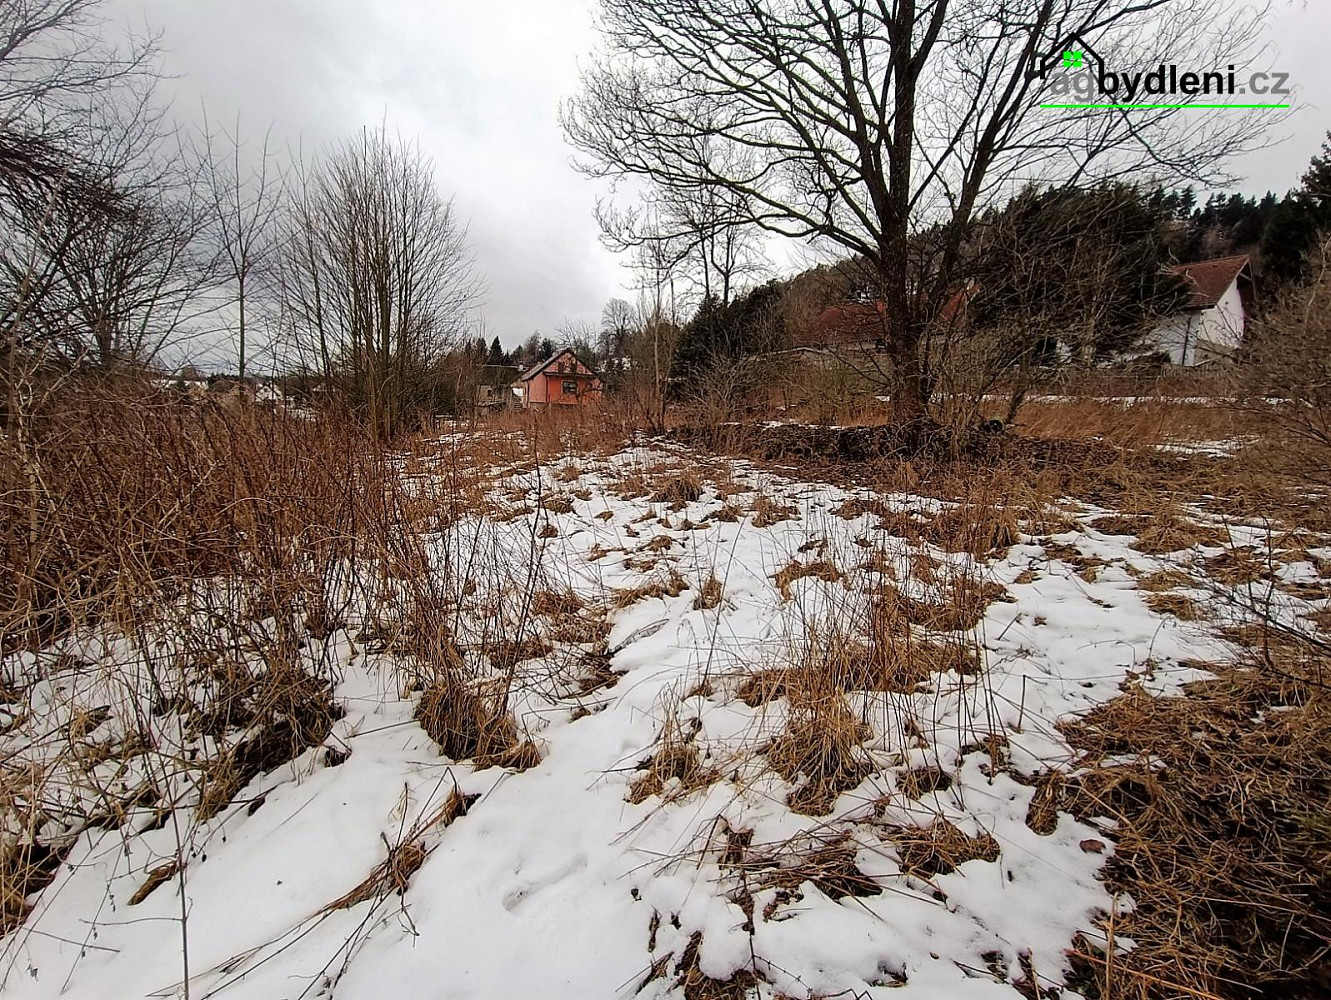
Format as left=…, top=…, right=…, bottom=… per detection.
left=516, top=349, right=603, bottom=409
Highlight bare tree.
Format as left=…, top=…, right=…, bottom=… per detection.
left=564, top=0, right=1275, bottom=426
left=276, top=128, right=483, bottom=436
left=600, top=297, right=635, bottom=356
left=598, top=144, right=769, bottom=308
left=622, top=218, right=686, bottom=431
left=196, top=113, right=285, bottom=379
left=0, top=0, right=159, bottom=217
left=1, top=69, right=215, bottom=372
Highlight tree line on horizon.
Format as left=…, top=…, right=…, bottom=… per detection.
left=4, top=0, right=1330, bottom=436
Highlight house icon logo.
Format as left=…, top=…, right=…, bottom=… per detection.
left=1027, top=32, right=1105, bottom=81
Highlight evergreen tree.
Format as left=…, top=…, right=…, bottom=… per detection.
left=969, top=182, right=1183, bottom=359
left=670, top=282, right=785, bottom=387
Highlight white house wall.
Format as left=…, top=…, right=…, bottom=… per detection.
left=1196, top=281, right=1245, bottom=357
left=1146, top=279, right=1246, bottom=366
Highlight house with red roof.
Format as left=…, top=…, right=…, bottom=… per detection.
left=800, top=286, right=976, bottom=351
left=1147, top=255, right=1254, bottom=366
left=515, top=348, right=603, bottom=409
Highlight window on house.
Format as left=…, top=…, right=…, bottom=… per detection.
left=562, top=379, right=578, bottom=395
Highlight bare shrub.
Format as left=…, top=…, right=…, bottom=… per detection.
left=1241, top=239, right=1331, bottom=486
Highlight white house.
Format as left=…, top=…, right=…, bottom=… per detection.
left=1147, top=255, right=1254, bottom=366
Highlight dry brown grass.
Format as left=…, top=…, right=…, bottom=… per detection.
left=127, top=860, right=181, bottom=906
left=612, top=569, right=688, bottom=609
left=731, top=832, right=883, bottom=903
left=666, top=931, right=763, bottom=1000
left=886, top=819, right=999, bottom=877
left=323, top=786, right=476, bottom=913
left=922, top=503, right=1021, bottom=556
left=628, top=716, right=718, bottom=805
left=692, top=575, right=724, bottom=611
left=326, top=840, right=428, bottom=911
left=772, top=558, right=842, bottom=599
left=649, top=473, right=704, bottom=507
left=751, top=494, right=797, bottom=527
left=1144, top=592, right=1202, bottom=621
left=196, top=666, right=342, bottom=821
left=1051, top=649, right=1331, bottom=1000
left=0, top=842, right=69, bottom=934
left=765, top=685, right=872, bottom=816
left=416, top=682, right=541, bottom=772
left=878, top=576, right=1010, bottom=632
left=1137, top=568, right=1192, bottom=592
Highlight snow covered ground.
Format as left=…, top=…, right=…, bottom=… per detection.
left=2, top=441, right=1325, bottom=1000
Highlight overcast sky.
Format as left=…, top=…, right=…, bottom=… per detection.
left=105, top=0, right=1331, bottom=356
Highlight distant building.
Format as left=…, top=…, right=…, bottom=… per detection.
left=477, top=364, right=523, bottom=411
left=516, top=349, right=603, bottom=409
left=1147, top=255, right=1254, bottom=366
left=799, top=287, right=975, bottom=352
left=804, top=301, right=887, bottom=349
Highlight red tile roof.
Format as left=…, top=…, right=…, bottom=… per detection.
left=805, top=302, right=885, bottom=346
left=1169, top=255, right=1251, bottom=310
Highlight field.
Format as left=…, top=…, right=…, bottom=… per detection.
left=1, top=386, right=1328, bottom=1000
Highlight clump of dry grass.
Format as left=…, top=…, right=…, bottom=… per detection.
left=127, top=860, right=181, bottom=906
left=1132, top=515, right=1228, bottom=555
left=887, top=819, right=999, bottom=877
left=1144, top=592, right=1202, bottom=621
left=1024, top=771, right=1065, bottom=836
left=628, top=716, right=717, bottom=804
left=531, top=589, right=584, bottom=618
left=541, top=494, right=575, bottom=515
left=323, top=786, right=476, bottom=913
left=897, top=765, right=953, bottom=799
left=326, top=840, right=429, bottom=911
left=1205, top=547, right=1270, bottom=586
left=1137, top=568, right=1192, bottom=592
left=416, top=682, right=541, bottom=772
left=612, top=569, right=688, bottom=608
left=197, top=666, right=342, bottom=821
left=878, top=575, right=1009, bottom=632
left=734, top=832, right=883, bottom=902
left=709, top=502, right=744, bottom=523
left=649, top=473, right=704, bottom=506
left=1044, top=541, right=1110, bottom=582
left=489, top=636, right=554, bottom=669
left=772, top=558, right=842, bottom=600
left=833, top=497, right=892, bottom=521
left=751, top=494, right=797, bottom=527
left=642, top=534, right=676, bottom=554
left=1091, top=511, right=1227, bottom=554
left=667, top=931, right=763, bottom=1000
left=1, top=842, right=70, bottom=933
left=692, top=575, right=723, bottom=611
left=923, top=503, right=1021, bottom=556
left=765, top=686, right=872, bottom=816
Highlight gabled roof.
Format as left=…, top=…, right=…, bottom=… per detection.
left=1169, top=255, right=1252, bottom=310
left=517, top=348, right=599, bottom=382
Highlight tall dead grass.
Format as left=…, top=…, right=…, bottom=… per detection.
left=0, top=377, right=620, bottom=946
